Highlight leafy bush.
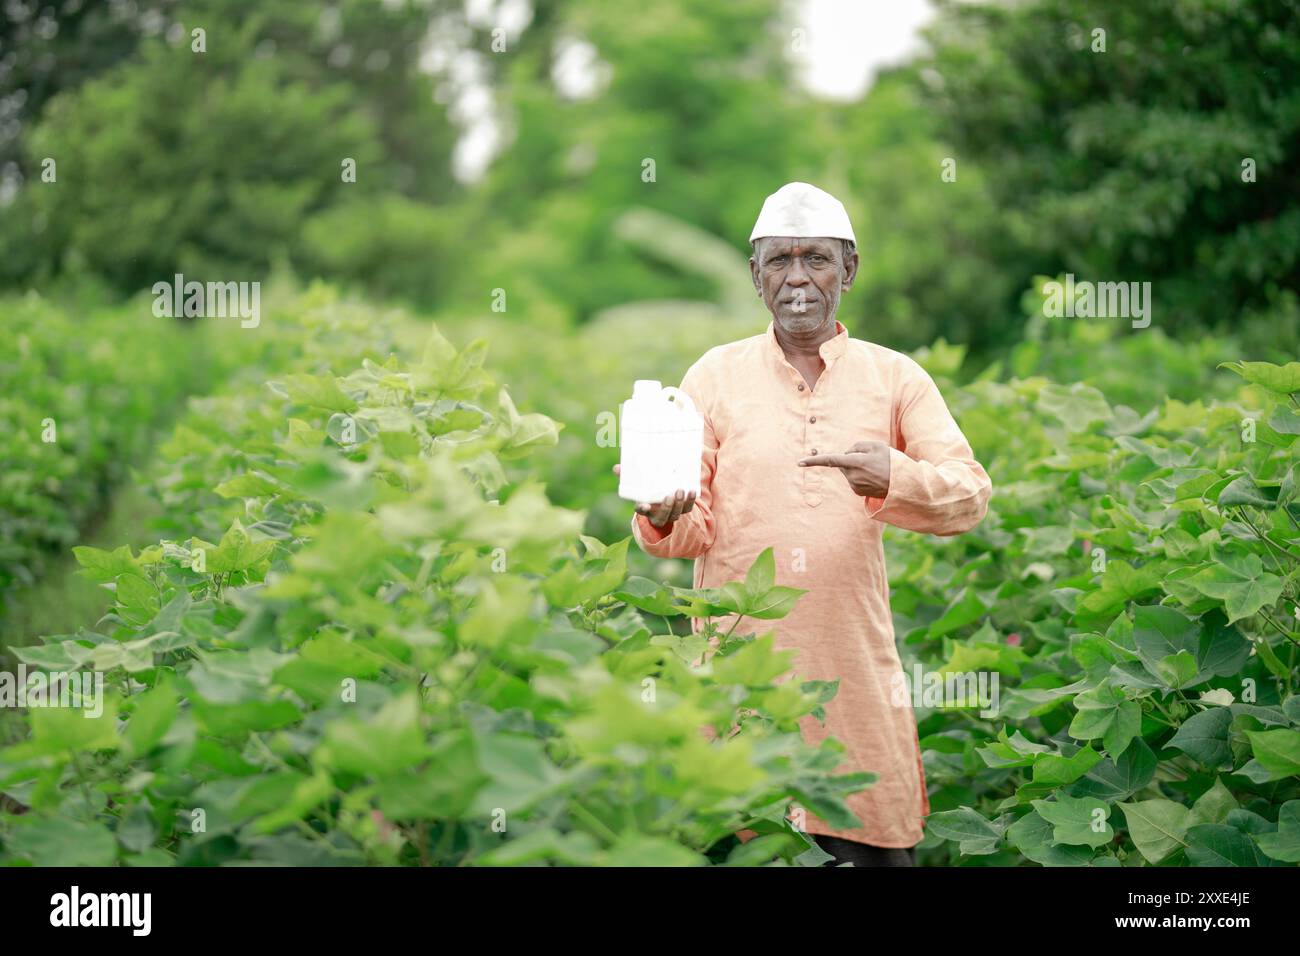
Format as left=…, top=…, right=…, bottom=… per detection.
left=897, top=333, right=1300, bottom=865
left=920, top=0, right=1300, bottom=349
left=0, top=292, right=869, bottom=866
left=0, top=292, right=215, bottom=619
left=13, top=31, right=384, bottom=290
left=470, top=277, right=1300, bottom=866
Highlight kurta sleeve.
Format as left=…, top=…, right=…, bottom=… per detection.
left=865, top=361, right=992, bottom=536
left=629, top=363, right=718, bottom=559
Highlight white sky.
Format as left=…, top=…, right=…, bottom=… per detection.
left=450, top=0, right=937, bottom=181
left=796, top=0, right=937, bottom=99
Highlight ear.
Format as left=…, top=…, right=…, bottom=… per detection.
left=841, top=247, right=860, bottom=291
left=749, top=249, right=763, bottom=296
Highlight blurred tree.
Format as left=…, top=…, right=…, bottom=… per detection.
left=452, top=0, right=830, bottom=324
left=1, top=0, right=460, bottom=291
left=920, top=0, right=1300, bottom=345
left=0, top=0, right=180, bottom=191
left=824, top=69, right=1023, bottom=351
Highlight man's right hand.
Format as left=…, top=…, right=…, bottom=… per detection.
left=612, top=464, right=697, bottom=529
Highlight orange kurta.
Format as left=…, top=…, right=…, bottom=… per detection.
left=630, top=318, right=992, bottom=847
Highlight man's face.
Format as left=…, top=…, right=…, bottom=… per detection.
left=750, top=236, right=858, bottom=336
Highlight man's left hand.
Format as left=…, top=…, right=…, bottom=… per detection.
left=799, top=440, right=891, bottom=498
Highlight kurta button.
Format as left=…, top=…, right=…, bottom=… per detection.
left=810, top=448, right=817, bottom=455
left=809, top=416, right=817, bottom=423
left=798, top=383, right=805, bottom=391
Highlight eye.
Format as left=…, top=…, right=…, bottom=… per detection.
left=809, top=254, right=827, bottom=263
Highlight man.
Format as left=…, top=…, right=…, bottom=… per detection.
left=619, top=182, right=993, bottom=866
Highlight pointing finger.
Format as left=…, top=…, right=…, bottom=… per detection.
left=799, top=454, right=851, bottom=468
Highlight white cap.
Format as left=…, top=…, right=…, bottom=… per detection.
left=749, top=181, right=856, bottom=243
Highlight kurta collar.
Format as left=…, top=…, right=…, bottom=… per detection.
left=765, top=318, right=849, bottom=363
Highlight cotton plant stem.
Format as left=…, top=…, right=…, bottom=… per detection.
left=1149, top=696, right=1180, bottom=726
left=70, top=751, right=95, bottom=810
left=1258, top=608, right=1300, bottom=648
left=434, top=819, right=456, bottom=863
left=1238, top=508, right=1294, bottom=577
left=570, top=799, right=620, bottom=844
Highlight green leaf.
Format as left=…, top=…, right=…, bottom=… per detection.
left=1187, top=552, right=1284, bottom=623
left=1119, top=799, right=1190, bottom=863
left=125, top=676, right=178, bottom=757
left=115, top=571, right=160, bottom=626
left=602, top=833, right=707, bottom=867
left=1218, top=474, right=1277, bottom=509
left=117, top=802, right=157, bottom=854
left=924, top=806, right=1005, bottom=854
left=1254, top=801, right=1300, bottom=862
left=1219, top=360, right=1300, bottom=394
left=71, top=544, right=139, bottom=583
left=1186, top=824, right=1260, bottom=866
left=29, top=696, right=120, bottom=754
left=1037, top=383, right=1112, bottom=432
left=470, top=732, right=568, bottom=816
left=476, top=828, right=600, bottom=866
left=204, top=520, right=276, bottom=573
left=496, top=387, right=560, bottom=459
left=11, top=640, right=93, bottom=671
left=1154, top=650, right=1199, bottom=689
left=1031, top=746, right=1102, bottom=786
left=712, top=632, right=794, bottom=686
left=1167, top=707, right=1233, bottom=769
left=192, top=698, right=301, bottom=737
left=317, top=692, right=427, bottom=777
left=1031, top=795, right=1113, bottom=848
left=542, top=537, right=630, bottom=607
left=613, top=576, right=682, bottom=616
left=1132, top=604, right=1205, bottom=686
left=743, top=585, right=806, bottom=620
left=6, top=818, right=118, bottom=866
left=928, top=586, right=990, bottom=638
left=214, top=471, right=286, bottom=499
left=1006, top=810, right=1096, bottom=866
left=279, top=372, right=358, bottom=412
left=1067, top=683, right=1140, bottom=758
left=1077, top=561, right=1162, bottom=618
left=1189, top=778, right=1238, bottom=826
left=745, top=546, right=777, bottom=594
left=1195, top=611, right=1253, bottom=678
left=1245, top=728, right=1300, bottom=777
left=1075, top=738, right=1157, bottom=802
left=251, top=770, right=335, bottom=834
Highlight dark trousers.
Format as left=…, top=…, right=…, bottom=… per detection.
left=815, top=834, right=915, bottom=867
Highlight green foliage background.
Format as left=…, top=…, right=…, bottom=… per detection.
left=0, top=0, right=1297, bottom=866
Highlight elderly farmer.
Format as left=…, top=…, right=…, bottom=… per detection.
left=616, top=182, right=993, bottom=867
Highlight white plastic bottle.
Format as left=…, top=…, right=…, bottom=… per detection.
left=618, top=380, right=704, bottom=504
